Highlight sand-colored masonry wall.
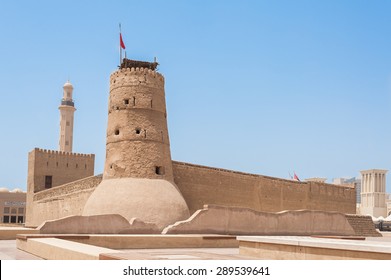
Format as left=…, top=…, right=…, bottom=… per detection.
left=28, top=148, right=95, bottom=193
left=25, top=148, right=95, bottom=227
left=26, top=160, right=356, bottom=227
left=173, top=161, right=356, bottom=215
left=26, top=175, right=102, bottom=227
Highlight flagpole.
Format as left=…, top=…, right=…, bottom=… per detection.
left=119, top=23, right=122, bottom=66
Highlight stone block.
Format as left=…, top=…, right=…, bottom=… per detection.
left=37, top=214, right=159, bottom=234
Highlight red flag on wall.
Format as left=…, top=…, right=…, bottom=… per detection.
left=294, top=172, right=300, bottom=182
left=120, top=33, right=126, bottom=49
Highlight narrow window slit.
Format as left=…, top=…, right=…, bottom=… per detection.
left=155, top=166, right=165, bottom=175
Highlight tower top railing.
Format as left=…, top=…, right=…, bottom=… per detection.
left=60, top=99, right=74, bottom=107
left=120, top=58, right=158, bottom=71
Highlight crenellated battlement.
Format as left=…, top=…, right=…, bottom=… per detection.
left=34, top=148, right=94, bottom=158
left=27, top=148, right=95, bottom=196
left=110, top=67, right=164, bottom=86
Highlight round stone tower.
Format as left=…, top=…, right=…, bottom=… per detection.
left=104, top=64, right=174, bottom=182
left=83, top=59, right=189, bottom=229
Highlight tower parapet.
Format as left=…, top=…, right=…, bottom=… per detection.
left=83, top=59, right=189, bottom=229
left=119, top=58, right=159, bottom=70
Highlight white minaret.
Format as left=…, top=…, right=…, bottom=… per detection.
left=360, top=169, right=388, bottom=217
left=58, top=81, right=76, bottom=152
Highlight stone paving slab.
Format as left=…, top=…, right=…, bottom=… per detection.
left=17, top=233, right=238, bottom=249
left=17, top=237, right=118, bottom=260
left=101, top=248, right=259, bottom=260
left=238, top=236, right=391, bottom=254
left=238, top=236, right=391, bottom=259
left=4, top=233, right=391, bottom=260
left=0, top=240, right=42, bottom=260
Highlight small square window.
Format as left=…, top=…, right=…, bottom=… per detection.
left=11, top=208, right=17, bottom=214
left=4, top=207, right=10, bottom=214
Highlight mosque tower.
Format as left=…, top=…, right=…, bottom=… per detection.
left=83, top=59, right=189, bottom=229
left=58, top=81, right=76, bottom=152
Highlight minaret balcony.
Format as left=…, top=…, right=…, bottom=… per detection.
left=61, top=99, right=74, bottom=106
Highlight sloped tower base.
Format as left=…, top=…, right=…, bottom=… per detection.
left=82, top=178, right=190, bottom=230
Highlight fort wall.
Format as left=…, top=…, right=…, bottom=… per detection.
left=27, top=159, right=356, bottom=227
left=26, top=175, right=102, bottom=227
left=25, top=148, right=95, bottom=227
left=172, top=161, right=356, bottom=215
left=28, top=148, right=95, bottom=193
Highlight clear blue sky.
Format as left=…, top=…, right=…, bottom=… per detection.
left=0, top=0, right=390, bottom=192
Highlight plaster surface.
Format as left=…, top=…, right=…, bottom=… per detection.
left=162, top=205, right=356, bottom=236
left=83, top=178, right=189, bottom=229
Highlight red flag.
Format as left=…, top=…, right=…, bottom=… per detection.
left=294, top=172, right=300, bottom=181
left=120, top=33, right=126, bottom=49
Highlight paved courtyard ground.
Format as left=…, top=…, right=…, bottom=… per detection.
left=0, top=240, right=42, bottom=260
left=1, top=232, right=391, bottom=260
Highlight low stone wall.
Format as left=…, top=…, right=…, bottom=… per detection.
left=162, top=205, right=356, bottom=236
left=0, top=227, right=39, bottom=240
left=38, top=215, right=159, bottom=234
